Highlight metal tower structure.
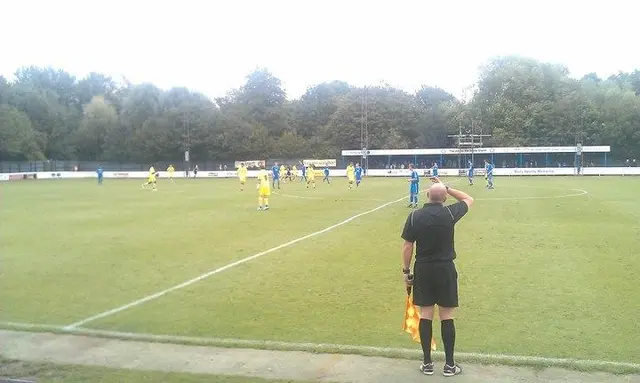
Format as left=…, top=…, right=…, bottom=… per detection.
left=448, top=122, right=491, bottom=169
left=575, top=110, right=585, bottom=175
left=183, top=111, right=191, bottom=172
left=360, top=86, right=369, bottom=171
left=447, top=84, right=490, bottom=169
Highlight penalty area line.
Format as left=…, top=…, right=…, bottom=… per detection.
left=1, top=321, right=639, bottom=372
left=62, top=192, right=412, bottom=330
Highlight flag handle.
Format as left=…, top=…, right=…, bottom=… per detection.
left=406, top=274, right=414, bottom=296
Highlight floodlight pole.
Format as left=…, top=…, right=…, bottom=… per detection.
left=575, top=110, right=585, bottom=176
left=183, top=111, right=191, bottom=175
left=471, top=120, right=475, bottom=165
left=361, top=86, right=369, bottom=172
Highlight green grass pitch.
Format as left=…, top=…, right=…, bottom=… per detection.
left=1, top=175, right=639, bottom=365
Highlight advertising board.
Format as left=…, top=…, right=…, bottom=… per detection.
left=303, top=159, right=337, bottom=167
left=234, top=160, right=265, bottom=169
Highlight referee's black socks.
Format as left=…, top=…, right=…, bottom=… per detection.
left=419, top=318, right=433, bottom=363
left=441, top=319, right=456, bottom=366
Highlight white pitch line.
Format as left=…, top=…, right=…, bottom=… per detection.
left=63, top=192, right=414, bottom=329
left=1, top=321, right=639, bottom=371
left=475, top=188, right=588, bottom=201
left=274, top=191, right=387, bottom=202
left=272, top=192, right=323, bottom=200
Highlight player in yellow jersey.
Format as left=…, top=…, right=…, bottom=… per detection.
left=167, top=164, right=175, bottom=183
left=305, top=164, right=316, bottom=189
left=257, top=165, right=271, bottom=210
left=237, top=162, right=248, bottom=191
left=280, top=164, right=287, bottom=183
left=291, top=165, right=298, bottom=182
left=346, top=163, right=355, bottom=189
left=142, top=165, right=158, bottom=191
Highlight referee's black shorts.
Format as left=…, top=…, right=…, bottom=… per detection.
left=412, top=261, right=459, bottom=308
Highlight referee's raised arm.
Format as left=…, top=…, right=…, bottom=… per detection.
left=433, top=176, right=474, bottom=208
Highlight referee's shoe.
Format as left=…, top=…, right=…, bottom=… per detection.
left=419, top=360, right=462, bottom=376
left=443, top=364, right=462, bottom=377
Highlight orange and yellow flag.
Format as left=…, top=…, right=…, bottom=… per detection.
left=403, top=294, right=437, bottom=351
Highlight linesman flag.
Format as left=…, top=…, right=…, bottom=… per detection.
left=403, top=286, right=436, bottom=351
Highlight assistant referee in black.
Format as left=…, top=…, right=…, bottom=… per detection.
left=401, top=177, right=474, bottom=377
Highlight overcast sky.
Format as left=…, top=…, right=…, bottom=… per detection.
left=1, top=0, right=638, bottom=100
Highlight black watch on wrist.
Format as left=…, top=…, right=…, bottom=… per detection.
left=445, top=185, right=450, bottom=191
left=402, top=267, right=411, bottom=274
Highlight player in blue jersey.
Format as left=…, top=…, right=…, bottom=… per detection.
left=355, top=163, right=364, bottom=187
left=323, top=166, right=330, bottom=184
left=407, top=164, right=420, bottom=208
left=271, top=162, right=281, bottom=189
left=431, top=162, right=439, bottom=178
left=484, top=159, right=495, bottom=189
left=467, top=160, right=474, bottom=186
left=96, top=165, right=104, bottom=185
left=300, top=162, right=307, bottom=183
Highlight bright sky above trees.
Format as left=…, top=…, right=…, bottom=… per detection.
left=1, top=0, right=638, bottom=100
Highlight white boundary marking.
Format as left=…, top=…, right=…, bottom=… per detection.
left=273, top=191, right=386, bottom=202
left=475, top=188, right=588, bottom=201
left=1, top=321, right=639, bottom=371
left=272, top=192, right=323, bottom=200
left=63, top=191, right=415, bottom=329
left=273, top=183, right=589, bottom=203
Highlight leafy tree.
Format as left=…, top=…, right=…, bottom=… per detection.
left=233, top=69, right=290, bottom=136
left=0, top=105, right=45, bottom=160
left=7, top=83, right=78, bottom=159
left=0, top=76, right=9, bottom=104
left=1, top=59, right=639, bottom=164
left=76, top=72, right=117, bottom=106
left=290, top=81, right=351, bottom=137
left=415, top=86, right=458, bottom=148
left=75, top=96, right=118, bottom=160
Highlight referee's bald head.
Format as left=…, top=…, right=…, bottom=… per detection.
left=428, top=183, right=447, bottom=203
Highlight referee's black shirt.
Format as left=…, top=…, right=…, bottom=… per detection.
left=401, top=201, right=469, bottom=263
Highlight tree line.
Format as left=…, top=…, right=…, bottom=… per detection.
left=1, top=56, right=639, bottom=164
